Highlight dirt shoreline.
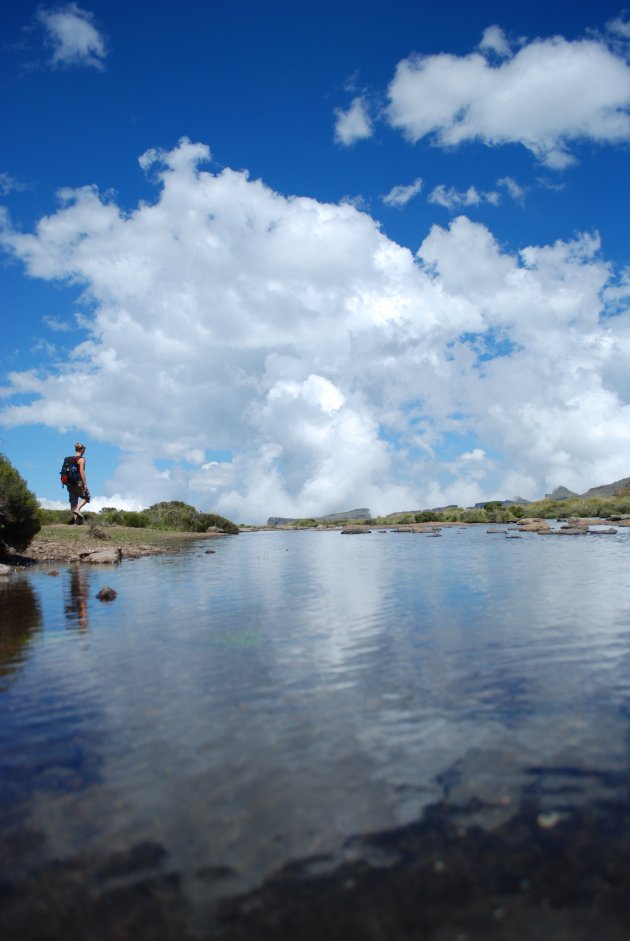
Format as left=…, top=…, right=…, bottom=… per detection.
left=1, top=524, right=230, bottom=567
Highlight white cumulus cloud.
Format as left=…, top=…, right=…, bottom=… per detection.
left=386, top=32, right=630, bottom=167
left=334, top=96, right=373, bottom=145
left=38, top=3, right=107, bottom=70
left=1, top=140, right=630, bottom=521
left=479, top=25, right=512, bottom=59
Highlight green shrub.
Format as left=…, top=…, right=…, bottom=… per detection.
left=458, top=509, right=488, bottom=523
left=120, top=511, right=151, bottom=528
left=144, top=501, right=239, bottom=534
left=197, top=513, right=240, bottom=535
left=98, top=508, right=125, bottom=525
left=38, top=508, right=69, bottom=525
left=414, top=511, right=440, bottom=523
left=0, top=453, right=41, bottom=552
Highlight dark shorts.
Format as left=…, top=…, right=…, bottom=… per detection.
left=68, top=483, right=89, bottom=505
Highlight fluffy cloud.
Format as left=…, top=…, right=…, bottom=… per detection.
left=479, top=25, right=512, bottom=59
left=428, top=184, right=500, bottom=210
left=382, top=178, right=423, bottom=208
left=37, top=3, right=107, bottom=70
left=607, top=15, right=630, bottom=39
left=334, top=96, right=373, bottom=145
left=386, top=32, right=630, bottom=167
left=1, top=139, right=629, bottom=521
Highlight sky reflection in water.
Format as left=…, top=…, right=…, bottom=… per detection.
left=2, top=527, right=630, bottom=900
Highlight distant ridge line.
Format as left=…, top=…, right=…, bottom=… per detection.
left=266, top=476, right=630, bottom=526
left=545, top=476, right=630, bottom=500
left=267, top=508, right=371, bottom=527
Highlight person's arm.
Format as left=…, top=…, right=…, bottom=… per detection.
left=78, top=456, right=87, bottom=488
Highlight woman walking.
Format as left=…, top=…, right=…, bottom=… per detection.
left=68, top=442, right=90, bottom=524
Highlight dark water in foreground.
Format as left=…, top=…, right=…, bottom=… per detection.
left=2, top=526, right=630, bottom=938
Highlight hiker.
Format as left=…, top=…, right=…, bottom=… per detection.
left=67, top=442, right=90, bottom=525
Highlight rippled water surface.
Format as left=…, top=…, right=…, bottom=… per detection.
left=2, top=526, right=630, bottom=927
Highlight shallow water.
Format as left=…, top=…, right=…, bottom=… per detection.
left=2, top=526, right=630, bottom=932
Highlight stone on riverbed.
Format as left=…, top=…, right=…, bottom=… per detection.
left=80, top=547, right=122, bottom=564
left=96, top=586, right=117, bottom=601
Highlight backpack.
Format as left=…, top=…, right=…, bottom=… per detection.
left=60, top=456, right=80, bottom=488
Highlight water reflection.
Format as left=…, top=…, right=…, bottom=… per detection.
left=2, top=529, right=630, bottom=936
left=0, top=575, right=42, bottom=687
left=64, top=565, right=89, bottom=632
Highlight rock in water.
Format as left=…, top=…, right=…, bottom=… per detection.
left=96, top=586, right=117, bottom=602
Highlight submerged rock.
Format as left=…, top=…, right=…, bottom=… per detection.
left=539, top=527, right=588, bottom=536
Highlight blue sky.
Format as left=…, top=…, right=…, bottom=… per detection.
left=1, top=1, right=630, bottom=522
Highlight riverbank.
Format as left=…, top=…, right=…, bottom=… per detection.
left=1, top=523, right=230, bottom=567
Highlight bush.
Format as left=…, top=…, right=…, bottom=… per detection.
left=458, top=509, right=488, bottom=523
left=144, top=502, right=239, bottom=534
left=38, top=508, right=69, bottom=525
left=414, top=511, right=440, bottom=523
left=98, top=508, right=125, bottom=525
left=198, top=512, right=240, bottom=535
left=120, top=511, right=151, bottom=528
left=0, top=453, right=41, bottom=552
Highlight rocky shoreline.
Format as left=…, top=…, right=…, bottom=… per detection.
left=0, top=524, right=230, bottom=570
left=1, top=516, right=627, bottom=574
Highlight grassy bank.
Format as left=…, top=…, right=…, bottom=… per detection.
left=10, top=524, right=230, bottom=564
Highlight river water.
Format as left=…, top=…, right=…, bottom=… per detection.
left=2, top=525, right=630, bottom=936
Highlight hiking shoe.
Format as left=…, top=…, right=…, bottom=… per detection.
left=68, top=517, right=75, bottom=525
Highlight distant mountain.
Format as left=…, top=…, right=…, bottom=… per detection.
left=544, top=486, right=579, bottom=501
left=317, top=508, right=371, bottom=522
left=544, top=477, right=630, bottom=501
left=579, top=476, right=630, bottom=498
left=267, top=508, right=371, bottom=527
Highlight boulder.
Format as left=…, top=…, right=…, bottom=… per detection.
left=517, top=519, right=551, bottom=532
left=0, top=563, right=12, bottom=576
left=341, top=527, right=371, bottom=534
left=88, top=525, right=109, bottom=540
left=80, top=547, right=122, bottom=564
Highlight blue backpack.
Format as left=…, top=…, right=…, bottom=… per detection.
left=60, top=456, right=80, bottom=488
